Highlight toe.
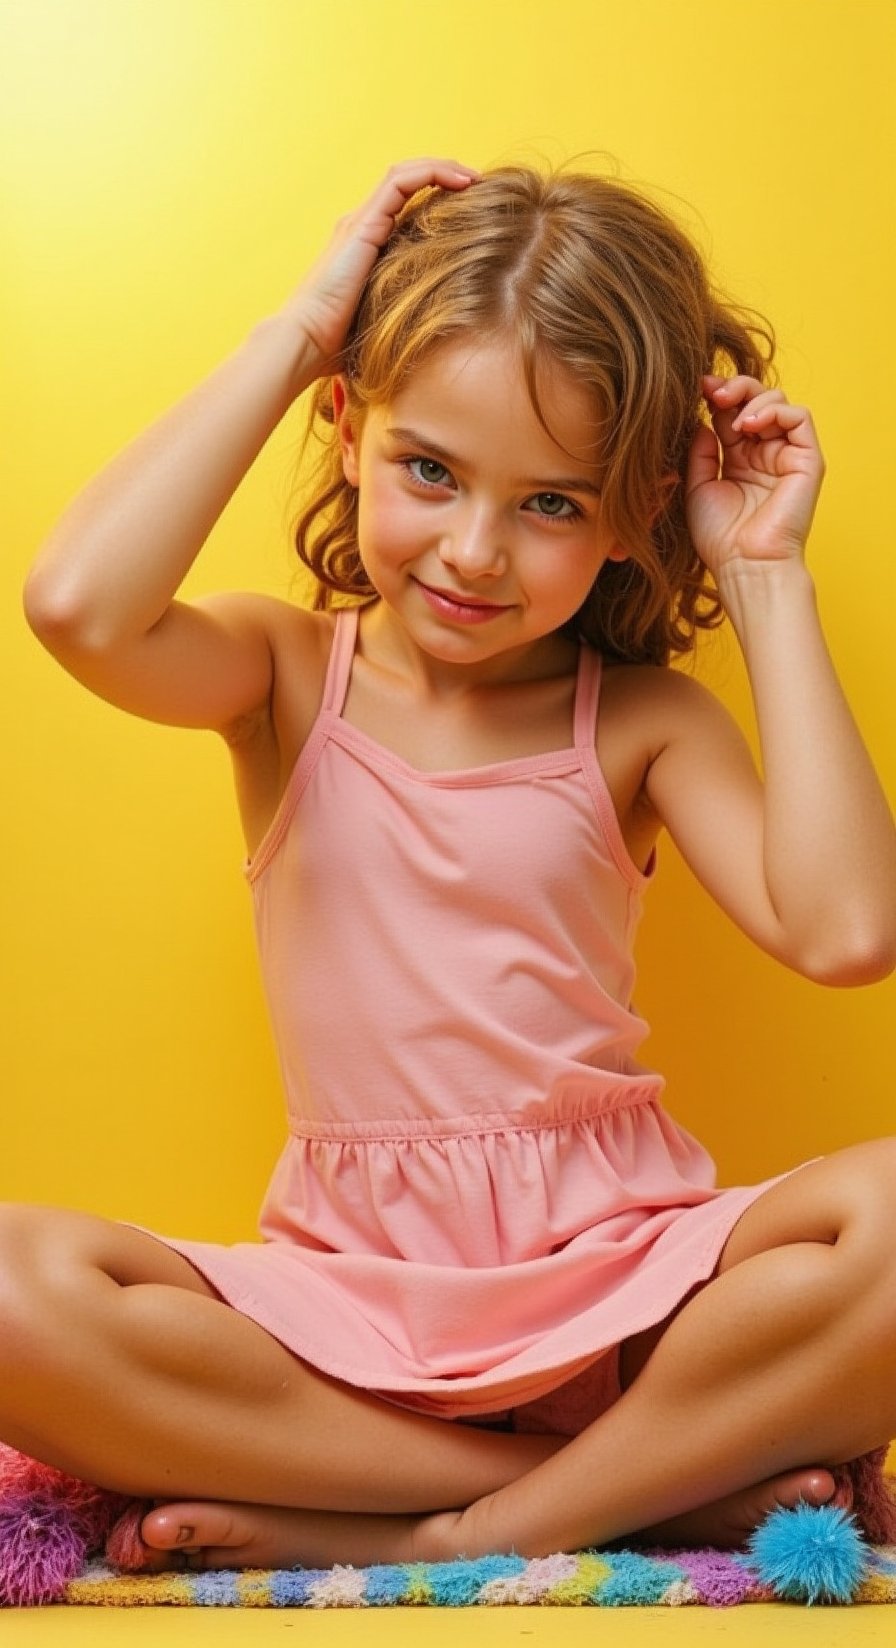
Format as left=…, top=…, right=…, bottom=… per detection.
left=790, top=1469, right=837, bottom=1508
left=141, top=1501, right=241, bottom=1554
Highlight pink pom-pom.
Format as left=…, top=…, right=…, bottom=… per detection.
left=0, top=1493, right=87, bottom=1606
left=0, top=1444, right=136, bottom=1604
left=834, top=1448, right=896, bottom=1544
left=0, top=1442, right=126, bottom=1540
left=106, top=1500, right=154, bottom=1571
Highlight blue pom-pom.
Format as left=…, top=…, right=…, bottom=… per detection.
left=742, top=1501, right=867, bottom=1604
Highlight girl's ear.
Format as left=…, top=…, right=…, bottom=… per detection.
left=331, top=376, right=361, bottom=487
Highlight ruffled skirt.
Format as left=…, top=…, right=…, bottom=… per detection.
left=136, top=1087, right=805, bottom=1422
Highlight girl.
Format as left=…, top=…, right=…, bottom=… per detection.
left=15, top=156, right=896, bottom=1572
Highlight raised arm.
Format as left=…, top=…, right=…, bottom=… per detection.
left=22, top=159, right=480, bottom=736
left=644, top=375, right=896, bottom=986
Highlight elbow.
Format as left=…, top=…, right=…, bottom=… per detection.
left=800, top=933, right=896, bottom=989
left=23, top=570, right=75, bottom=636
left=23, top=571, right=103, bottom=651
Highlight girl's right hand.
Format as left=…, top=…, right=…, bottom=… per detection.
left=278, top=159, right=481, bottom=384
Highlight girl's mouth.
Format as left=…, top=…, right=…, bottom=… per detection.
left=415, top=580, right=512, bottom=624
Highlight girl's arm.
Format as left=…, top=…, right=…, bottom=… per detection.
left=23, top=316, right=320, bottom=736
left=22, top=159, right=479, bottom=736
left=643, top=376, right=896, bottom=986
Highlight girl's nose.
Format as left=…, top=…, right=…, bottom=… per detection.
left=438, top=509, right=507, bottom=579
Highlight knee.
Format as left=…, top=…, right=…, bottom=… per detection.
left=0, top=1200, right=52, bottom=1281
left=832, top=1137, right=896, bottom=1260
left=820, top=1139, right=896, bottom=1360
left=0, top=1203, right=99, bottom=1369
left=0, top=1204, right=55, bottom=1366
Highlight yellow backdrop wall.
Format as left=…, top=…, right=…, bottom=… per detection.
left=3, top=0, right=894, bottom=1243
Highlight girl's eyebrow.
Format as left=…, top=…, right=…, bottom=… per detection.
left=384, top=426, right=604, bottom=498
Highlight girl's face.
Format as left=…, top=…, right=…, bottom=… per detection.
left=333, top=337, right=628, bottom=679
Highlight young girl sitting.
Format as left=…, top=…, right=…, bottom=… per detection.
left=16, top=156, right=896, bottom=1573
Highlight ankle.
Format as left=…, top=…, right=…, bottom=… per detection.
left=412, top=1507, right=474, bottom=1562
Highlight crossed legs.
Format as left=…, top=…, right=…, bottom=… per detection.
left=1, top=1137, right=894, bottom=1569
left=421, top=1136, right=896, bottom=1559
left=0, top=1207, right=559, bottom=1533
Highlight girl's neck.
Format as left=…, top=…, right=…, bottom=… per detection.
left=357, top=599, right=580, bottom=706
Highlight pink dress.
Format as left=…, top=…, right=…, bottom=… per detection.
left=146, top=606, right=799, bottom=1428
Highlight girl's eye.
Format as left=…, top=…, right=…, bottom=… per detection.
left=396, top=454, right=579, bottom=524
left=401, top=458, right=451, bottom=487
left=533, top=487, right=579, bottom=520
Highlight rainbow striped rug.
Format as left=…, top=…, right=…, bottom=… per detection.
left=62, top=1544, right=896, bottom=1608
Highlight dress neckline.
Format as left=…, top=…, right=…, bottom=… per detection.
left=326, top=605, right=600, bottom=783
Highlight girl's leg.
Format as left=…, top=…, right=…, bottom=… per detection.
left=419, top=1137, right=896, bottom=1560
left=0, top=1203, right=561, bottom=1564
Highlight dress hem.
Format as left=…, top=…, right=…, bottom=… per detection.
left=125, top=1160, right=816, bottom=1422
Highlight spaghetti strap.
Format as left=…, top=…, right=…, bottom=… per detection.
left=573, top=644, right=602, bottom=753
left=321, top=606, right=361, bottom=717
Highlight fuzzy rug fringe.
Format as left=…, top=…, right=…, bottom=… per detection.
left=59, top=1543, right=896, bottom=1609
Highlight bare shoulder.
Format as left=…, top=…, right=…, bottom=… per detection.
left=596, top=661, right=733, bottom=869
left=600, top=658, right=730, bottom=772
left=265, top=599, right=336, bottom=750
left=219, top=595, right=336, bottom=862
left=209, top=591, right=333, bottom=745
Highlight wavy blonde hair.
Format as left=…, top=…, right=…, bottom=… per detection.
left=293, top=162, right=776, bottom=665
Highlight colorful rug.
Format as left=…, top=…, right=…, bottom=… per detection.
left=61, top=1542, right=896, bottom=1609
left=3, top=1441, right=896, bottom=1608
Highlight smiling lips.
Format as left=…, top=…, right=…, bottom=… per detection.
left=416, top=579, right=512, bottom=623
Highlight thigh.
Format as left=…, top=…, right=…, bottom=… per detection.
left=0, top=1201, right=220, bottom=1297
left=715, top=1136, right=896, bottom=1275
left=620, top=1137, right=896, bottom=1390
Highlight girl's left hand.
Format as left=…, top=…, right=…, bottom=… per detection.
left=684, top=375, right=826, bottom=579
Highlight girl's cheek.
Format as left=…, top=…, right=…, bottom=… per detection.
left=360, top=476, right=422, bottom=550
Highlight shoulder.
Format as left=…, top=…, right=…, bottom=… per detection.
left=599, top=656, right=724, bottom=759
left=192, top=589, right=329, bottom=666
left=600, top=658, right=734, bottom=762
left=598, top=659, right=745, bottom=838
left=214, top=599, right=339, bottom=861
left=204, top=592, right=335, bottom=747
left=208, top=590, right=331, bottom=653
left=618, top=658, right=762, bottom=857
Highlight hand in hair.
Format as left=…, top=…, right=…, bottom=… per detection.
left=686, top=374, right=826, bottom=576
left=277, top=159, right=480, bottom=382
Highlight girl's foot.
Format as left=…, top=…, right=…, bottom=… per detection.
left=139, top=1500, right=424, bottom=1572
left=631, top=1468, right=853, bottom=1549
left=425, top=1466, right=856, bottom=1562
left=139, top=1467, right=853, bottom=1571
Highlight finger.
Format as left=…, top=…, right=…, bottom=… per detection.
left=731, top=387, right=787, bottom=425
left=706, top=374, right=769, bottom=405
left=731, top=401, right=821, bottom=451
left=339, top=160, right=480, bottom=252
left=385, top=155, right=481, bottom=177
left=729, top=389, right=789, bottom=433
left=383, top=161, right=478, bottom=201
left=374, top=158, right=481, bottom=211
left=709, top=386, right=788, bottom=447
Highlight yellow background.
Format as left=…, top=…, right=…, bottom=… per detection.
left=2, top=0, right=894, bottom=1244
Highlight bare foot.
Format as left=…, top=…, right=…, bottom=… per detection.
left=139, top=1499, right=427, bottom=1572
left=138, top=1468, right=854, bottom=1571
left=632, top=1468, right=854, bottom=1550
left=419, top=1467, right=857, bottom=1563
